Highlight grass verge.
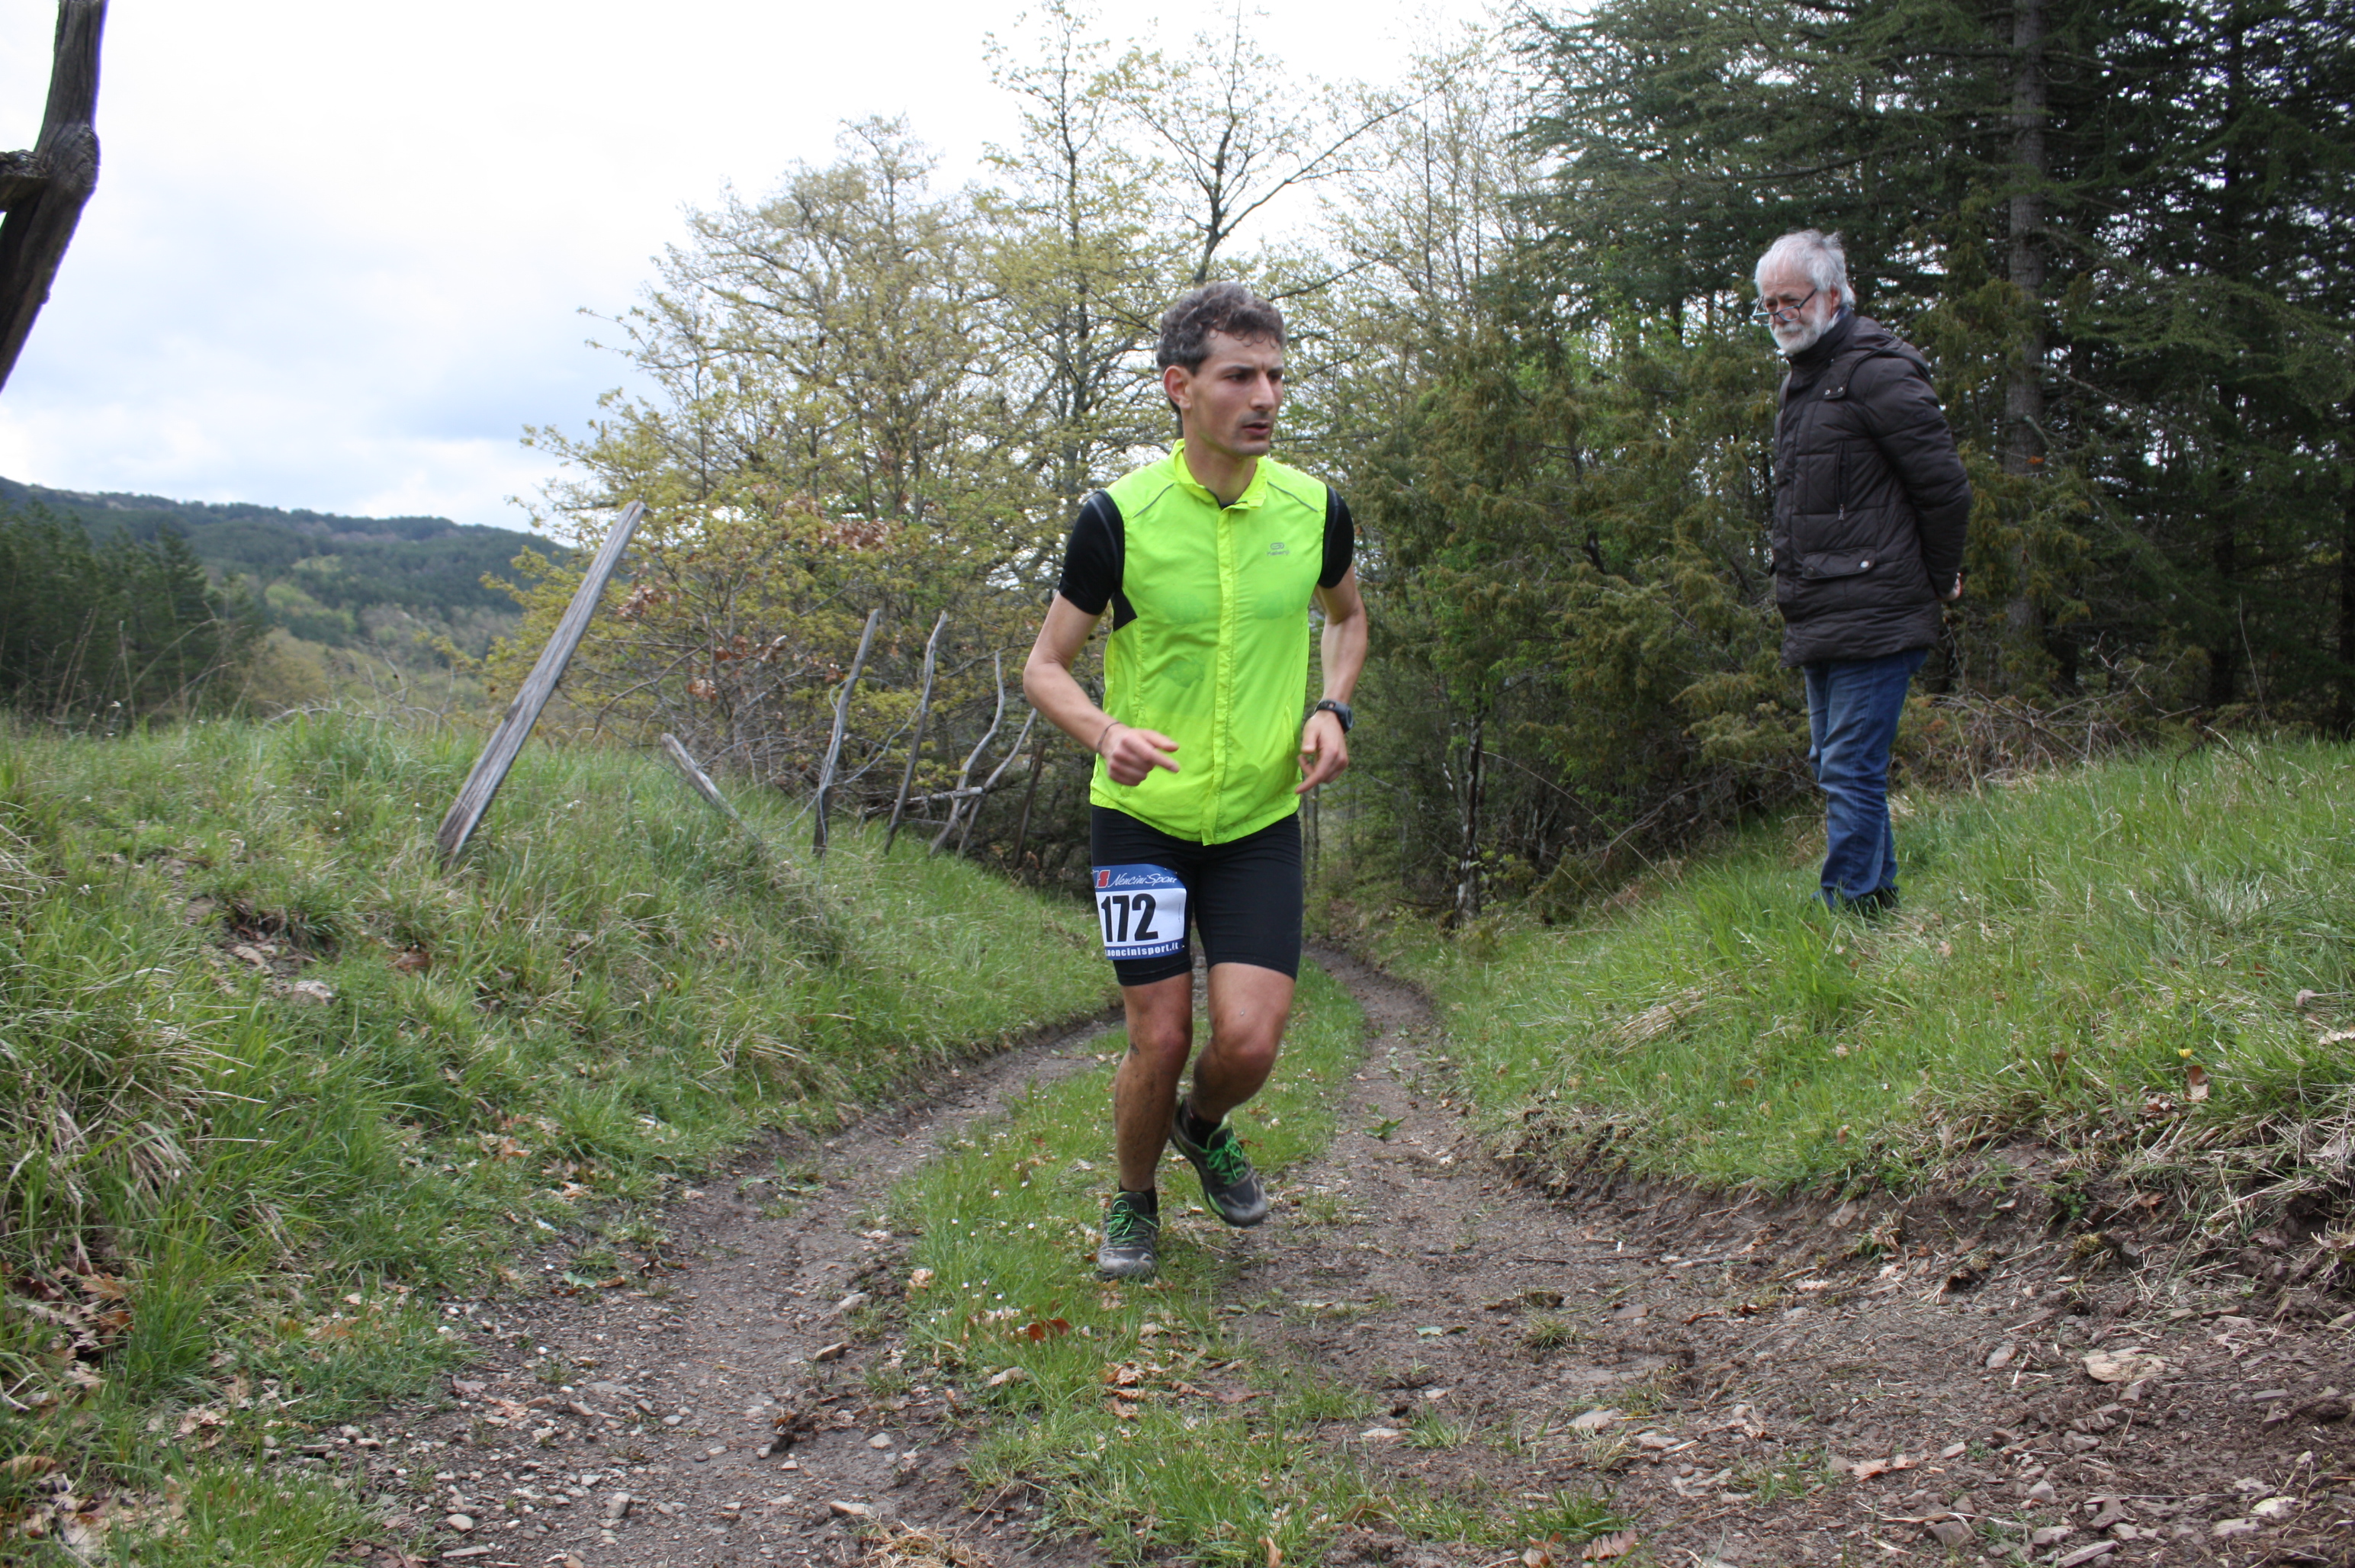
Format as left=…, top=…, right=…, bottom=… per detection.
left=0, top=713, right=1110, bottom=1560
left=882, top=964, right=1623, bottom=1566
left=1370, top=738, right=2355, bottom=1229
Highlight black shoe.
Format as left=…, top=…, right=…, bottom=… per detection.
left=1096, top=1191, right=1159, bottom=1279
left=1167, top=1109, right=1270, bottom=1227
left=1833, top=886, right=1899, bottom=921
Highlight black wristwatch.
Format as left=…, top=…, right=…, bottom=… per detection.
left=1312, top=699, right=1354, bottom=733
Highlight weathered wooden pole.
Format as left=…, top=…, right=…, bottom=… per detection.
left=883, top=611, right=949, bottom=854
left=436, top=500, right=644, bottom=861
left=658, top=731, right=766, bottom=851
left=956, top=708, right=1036, bottom=858
left=0, top=1, right=105, bottom=395
left=811, top=607, right=882, bottom=857
left=1007, top=726, right=1049, bottom=877
left=932, top=653, right=1007, bottom=855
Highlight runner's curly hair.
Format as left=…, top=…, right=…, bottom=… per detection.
left=1155, top=282, right=1286, bottom=376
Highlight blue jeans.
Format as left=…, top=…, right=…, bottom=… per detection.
left=1803, top=647, right=1926, bottom=908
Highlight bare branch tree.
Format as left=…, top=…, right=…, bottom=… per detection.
left=0, top=1, right=104, bottom=394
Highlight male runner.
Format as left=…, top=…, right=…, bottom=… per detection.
left=1022, top=281, right=1368, bottom=1280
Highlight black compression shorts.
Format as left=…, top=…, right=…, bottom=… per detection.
left=1088, top=806, right=1303, bottom=988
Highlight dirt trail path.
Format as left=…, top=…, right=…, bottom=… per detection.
left=332, top=956, right=2354, bottom=1568
left=1250, top=949, right=2355, bottom=1568
left=337, top=1014, right=1122, bottom=1568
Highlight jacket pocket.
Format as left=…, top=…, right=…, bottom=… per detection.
left=1795, top=550, right=1880, bottom=581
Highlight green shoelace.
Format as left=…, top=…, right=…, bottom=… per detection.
left=1104, top=1202, right=1157, bottom=1244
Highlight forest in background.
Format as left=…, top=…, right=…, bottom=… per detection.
left=0, top=477, right=550, bottom=727
left=492, top=0, right=2353, bottom=917
left=0, top=476, right=538, bottom=657
left=5, top=0, right=2345, bottom=916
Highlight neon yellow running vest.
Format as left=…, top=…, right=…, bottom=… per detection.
left=1091, top=443, right=1330, bottom=844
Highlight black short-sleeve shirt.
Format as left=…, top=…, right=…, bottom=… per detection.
left=1056, top=487, right=1354, bottom=629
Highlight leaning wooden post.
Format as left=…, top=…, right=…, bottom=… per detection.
left=1007, top=725, right=1049, bottom=877
left=436, top=500, right=644, bottom=861
left=931, top=652, right=1007, bottom=856
left=883, top=610, right=949, bottom=854
left=956, top=708, right=1036, bottom=858
left=811, top=607, right=882, bottom=858
left=658, top=731, right=765, bottom=851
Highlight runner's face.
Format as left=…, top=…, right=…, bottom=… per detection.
left=1168, top=331, right=1285, bottom=465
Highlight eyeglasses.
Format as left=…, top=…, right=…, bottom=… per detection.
left=1751, top=287, right=1817, bottom=324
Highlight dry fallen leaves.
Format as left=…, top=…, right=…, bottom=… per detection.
left=2186, top=1063, right=2210, bottom=1103
left=861, top=1521, right=991, bottom=1568
left=1579, top=1531, right=1637, bottom=1561
left=172, top=1408, right=230, bottom=1449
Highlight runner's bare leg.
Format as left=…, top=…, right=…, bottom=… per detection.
left=1113, top=963, right=1293, bottom=1190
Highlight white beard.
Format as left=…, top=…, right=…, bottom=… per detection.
left=1772, top=315, right=1830, bottom=355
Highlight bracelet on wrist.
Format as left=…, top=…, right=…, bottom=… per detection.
left=1096, top=718, right=1122, bottom=756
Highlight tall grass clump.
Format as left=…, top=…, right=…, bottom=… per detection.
left=0, top=712, right=1108, bottom=1556
left=1381, top=739, right=2355, bottom=1223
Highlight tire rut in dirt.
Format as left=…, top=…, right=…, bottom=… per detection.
left=333, top=1013, right=1122, bottom=1568
left=1236, top=947, right=2355, bottom=1567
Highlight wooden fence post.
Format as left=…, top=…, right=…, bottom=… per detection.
left=1007, top=726, right=1049, bottom=878
left=884, top=611, right=949, bottom=854
left=435, top=500, right=644, bottom=861
left=811, top=607, right=882, bottom=857
left=956, top=708, right=1036, bottom=858
left=930, top=652, right=1006, bottom=855
left=658, top=731, right=766, bottom=851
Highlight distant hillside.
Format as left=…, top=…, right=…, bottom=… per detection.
left=0, top=477, right=556, bottom=651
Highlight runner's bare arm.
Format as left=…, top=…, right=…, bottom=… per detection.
left=1298, top=564, right=1367, bottom=793
left=1023, top=593, right=1181, bottom=786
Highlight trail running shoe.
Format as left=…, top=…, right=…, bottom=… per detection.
left=1168, top=1110, right=1270, bottom=1227
left=1096, top=1191, right=1160, bottom=1279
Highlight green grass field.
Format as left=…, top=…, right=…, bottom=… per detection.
left=1379, top=738, right=2355, bottom=1219
left=0, top=714, right=1110, bottom=1560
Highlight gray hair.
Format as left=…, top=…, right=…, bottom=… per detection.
left=1754, top=230, right=1850, bottom=305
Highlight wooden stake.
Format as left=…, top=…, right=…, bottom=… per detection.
left=1008, top=726, right=1049, bottom=878
left=956, top=708, right=1036, bottom=858
left=658, top=731, right=764, bottom=850
left=884, top=611, right=949, bottom=854
left=436, top=500, right=644, bottom=861
left=811, top=606, right=882, bottom=857
left=931, top=652, right=1006, bottom=855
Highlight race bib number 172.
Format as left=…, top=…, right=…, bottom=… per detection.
left=1092, top=864, right=1187, bottom=962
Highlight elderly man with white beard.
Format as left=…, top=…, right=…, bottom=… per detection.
left=1756, top=230, right=1971, bottom=916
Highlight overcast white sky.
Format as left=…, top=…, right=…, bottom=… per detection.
left=0, top=1, right=1492, bottom=532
